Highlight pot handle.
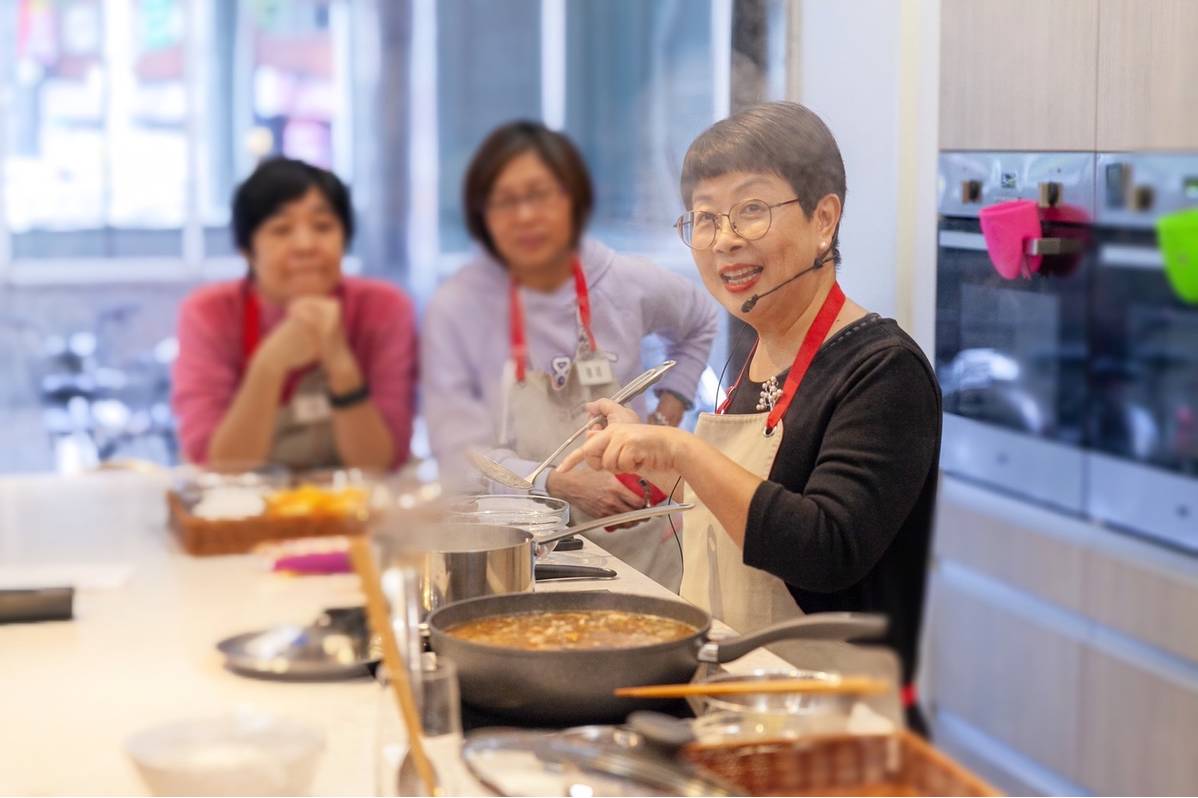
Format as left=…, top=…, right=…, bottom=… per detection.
left=700, top=612, right=888, bottom=664
left=534, top=502, right=695, bottom=546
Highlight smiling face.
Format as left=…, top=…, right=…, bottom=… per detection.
left=246, top=187, right=346, bottom=303
left=688, top=171, right=840, bottom=327
left=484, top=150, right=575, bottom=283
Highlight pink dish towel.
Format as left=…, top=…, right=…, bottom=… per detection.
left=273, top=551, right=352, bottom=575
left=979, top=199, right=1043, bottom=279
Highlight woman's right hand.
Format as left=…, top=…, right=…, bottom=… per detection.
left=583, top=398, right=641, bottom=429
left=252, top=317, right=320, bottom=376
left=546, top=466, right=645, bottom=518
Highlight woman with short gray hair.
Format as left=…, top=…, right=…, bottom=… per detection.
left=560, top=102, right=941, bottom=732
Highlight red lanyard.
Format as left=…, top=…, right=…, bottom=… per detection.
left=717, top=283, right=846, bottom=433
left=241, top=281, right=262, bottom=358
left=509, top=257, right=598, bottom=382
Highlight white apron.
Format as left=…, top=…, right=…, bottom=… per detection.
left=499, top=261, right=682, bottom=591
left=269, top=367, right=340, bottom=470
left=241, top=282, right=340, bottom=470
left=679, top=283, right=902, bottom=722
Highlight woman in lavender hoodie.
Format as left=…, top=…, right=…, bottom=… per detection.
left=421, top=121, right=719, bottom=590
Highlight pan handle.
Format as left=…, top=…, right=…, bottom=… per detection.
left=698, top=612, right=888, bottom=664
left=534, top=503, right=695, bottom=546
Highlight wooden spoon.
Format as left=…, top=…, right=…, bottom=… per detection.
left=614, top=675, right=890, bottom=700
left=348, top=537, right=441, bottom=796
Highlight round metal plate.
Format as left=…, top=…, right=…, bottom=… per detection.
left=216, top=624, right=377, bottom=681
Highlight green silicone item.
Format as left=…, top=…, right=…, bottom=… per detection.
left=1158, top=207, right=1198, bottom=304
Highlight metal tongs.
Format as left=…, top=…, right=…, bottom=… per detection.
left=468, top=360, right=676, bottom=490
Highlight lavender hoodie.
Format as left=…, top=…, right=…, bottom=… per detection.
left=421, top=238, right=719, bottom=491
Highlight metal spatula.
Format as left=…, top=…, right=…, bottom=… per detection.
left=469, top=360, right=676, bottom=490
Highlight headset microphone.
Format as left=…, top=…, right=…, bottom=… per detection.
left=740, top=248, right=836, bottom=313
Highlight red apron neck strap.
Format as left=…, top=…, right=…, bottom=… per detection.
left=717, top=339, right=758, bottom=415
left=241, top=280, right=261, bottom=361
left=765, top=282, right=845, bottom=431
left=571, top=257, right=598, bottom=353
left=508, top=279, right=528, bottom=383
left=509, top=254, right=597, bottom=383
left=717, top=283, right=846, bottom=427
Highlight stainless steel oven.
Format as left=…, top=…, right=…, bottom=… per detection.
left=1087, top=153, right=1198, bottom=552
left=935, top=152, right=1095, bottom=512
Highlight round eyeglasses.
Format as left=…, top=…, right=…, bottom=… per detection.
left=674, top=197, right=802, bottom=250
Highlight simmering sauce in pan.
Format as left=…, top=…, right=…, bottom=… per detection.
left=446, top=610, right=696, bottom=650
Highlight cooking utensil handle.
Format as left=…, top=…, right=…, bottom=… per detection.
left=526, top=361, right=678, bottom=482
left=526, top=417, right=598, bottom=483
left=534, top=563, right=618, bottom=581
left=609, top=360, right=676, bottom=405
left=534, top=502, right=694, bottom=546
left=702, top=612, right=888, bottom=663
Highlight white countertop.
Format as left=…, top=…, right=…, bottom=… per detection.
left=0, top=471, right=786, bottom=796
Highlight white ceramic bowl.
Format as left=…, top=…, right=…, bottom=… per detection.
left=125, top=711, right=324, bottom=796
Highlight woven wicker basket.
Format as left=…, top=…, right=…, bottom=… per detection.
left=166, top=490, right=367, bottom=556
left=683, top=730, right=1000, bottom=797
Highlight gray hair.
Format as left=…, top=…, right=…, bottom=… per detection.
left=680, top=102, right=846, bottom=263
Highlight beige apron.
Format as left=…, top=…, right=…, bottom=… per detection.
left=501, top=333, right=682, bottom=592
left=680, top=412, right=903, bottom=723
left=268, top=368, right=341, bottom=470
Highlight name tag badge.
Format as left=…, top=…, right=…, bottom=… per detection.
left=575, top=354, right=614, bottom=387
left=292, top=392, right=332, bottom=424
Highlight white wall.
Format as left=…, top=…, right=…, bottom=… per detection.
left=788, top=0, right=940, bottom=354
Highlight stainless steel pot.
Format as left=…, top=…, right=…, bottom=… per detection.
left=377, top=503, right=692, bottom=617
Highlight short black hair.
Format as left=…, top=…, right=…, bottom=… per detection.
left=231, top=157, right=354, bottom=253
left=680, top=102, right=846, bottom=263
left=462, top=121, right=593, bottom=261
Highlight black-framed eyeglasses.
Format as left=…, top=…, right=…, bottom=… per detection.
left=486, top=185, right=565, bottom=217
left=674, top=197, right=802, bottom=250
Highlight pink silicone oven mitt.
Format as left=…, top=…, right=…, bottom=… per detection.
left=979, top=199, right=1043, bottom=279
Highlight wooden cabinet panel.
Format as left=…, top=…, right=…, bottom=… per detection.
left=1077, top=644, right=1198, bottom=794
left=1084, top=541, right=1198, bottom=664
left=1097, top=0, right=1198, bottom=150
left=928, top=570, right=1082, bottom=779
left=934, top=486, right=1086, bottom=612
left=940, top=0, right=1099, bottom=150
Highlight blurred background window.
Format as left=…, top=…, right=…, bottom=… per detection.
left=5, top=0, right=186, bottom=258
left=0, top=0, right=737, bottom=473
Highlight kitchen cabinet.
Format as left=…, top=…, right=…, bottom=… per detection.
left=928, top=563, right=1083, bottom=781
left=925, top=476, right=1198, bottom=794
left=1096, top=0, right=1198, bottom=150
left=1077, top=641, right=1198, bottom=794
left=939, top=0, right=1099, bottom=150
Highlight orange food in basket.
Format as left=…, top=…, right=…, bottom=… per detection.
left=264, top=485, right=369, bottom=518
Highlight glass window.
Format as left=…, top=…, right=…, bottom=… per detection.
left=1, top=0, right=354, bottom=263
left=201, top=0, right=351, bottom=257
left=564, top=0, right=714, bottom=260
left=434, top=0, right=541, bottom=253
left=4, top=0, right=186, bottom=258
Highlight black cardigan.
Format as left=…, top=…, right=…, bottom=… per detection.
left=727, top=314, right=942, bottom=682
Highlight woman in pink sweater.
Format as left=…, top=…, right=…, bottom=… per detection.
left=171, top=158, right=417, bottom=471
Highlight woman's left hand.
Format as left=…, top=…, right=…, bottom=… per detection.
left=559, top=423, right=689, bottom=476
left=289, top=296, right=345, bottom=357
left=651, top=393, right=686, bottom=426
left=290, top=296, right=363, bottom=393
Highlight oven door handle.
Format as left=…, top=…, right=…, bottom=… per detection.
left=938, top=230, right=987, bottom=251
left=1026, top=237, right=1082, bottom=256
left=1098, top=244, right=1165, bottom=271
left=939, top=229, right=1083, bottom=256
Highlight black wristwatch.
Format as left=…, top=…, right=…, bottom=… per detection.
left=328, top=382, right=370, bottom=409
